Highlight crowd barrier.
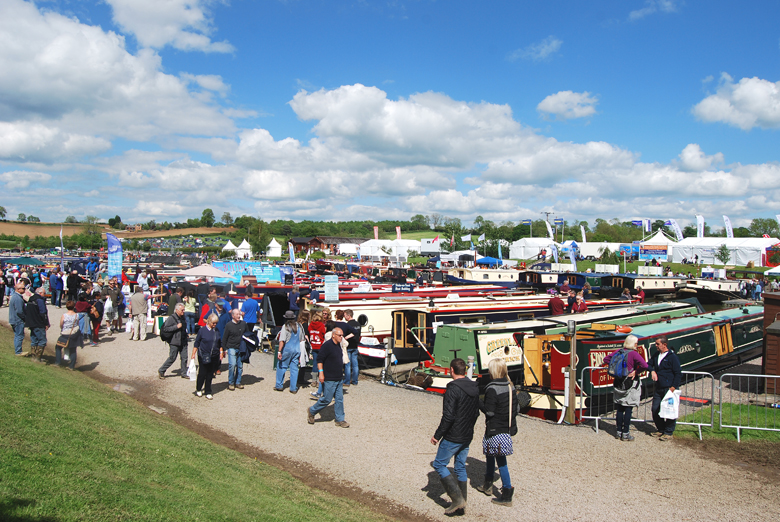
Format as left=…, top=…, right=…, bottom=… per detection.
left=718, top=373, right=780, bottom=442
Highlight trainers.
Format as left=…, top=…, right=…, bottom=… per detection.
left=228, top=384, right=235, bottom=391
left=659, top=434, right=674, bottom=441
left=621, top=432, right=635, bottom=442
left=236, top=384, right=244, bottom=389
left=205, top=394, right=213, bottom=400
left=196, top=391, right=203, bottom=397
left=307, top=408, right=315, bottom=424
left=335, top=420, right=350, bottom=428
left=158, top=371, right=165, bottom=379
left=181, top=374, right=189, bottom=379
left=310, top=391, right=321, bottom=398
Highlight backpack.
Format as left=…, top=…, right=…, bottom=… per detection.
left=607, top=349, right=630, bottom=379
left=160, top=317, right=175, bottom=343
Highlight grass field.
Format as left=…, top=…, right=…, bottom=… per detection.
left=0, top=330, right=390, bottom=522
left=675, top=404, right=780, bottom=442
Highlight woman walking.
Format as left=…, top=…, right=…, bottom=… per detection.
left=476, top=358, right=518, bottom=507
left=275, top=311, right=302, bottom=393
left=191, top=314, right=222, bottom=400
left=55, top=301, right=83, bottom=370
left=602, top=334, right=648, bottom=442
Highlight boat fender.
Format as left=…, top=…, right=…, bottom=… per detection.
left=615, top=325, right=632, bottom=334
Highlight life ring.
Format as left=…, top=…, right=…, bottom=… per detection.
left=616, top=325, right=633, bottom=334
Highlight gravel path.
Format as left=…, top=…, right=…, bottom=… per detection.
left=4, top=306, right=780, bottom=521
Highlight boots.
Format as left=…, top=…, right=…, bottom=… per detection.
left=440, top=474, right=466, bottom=515
left=31, top=346, right=43, bottom=362
left=475, top=476, right=493, bottom=496
left=492, top=486, right=514, bottom=507
left=458, top=481, right=467, bottom=513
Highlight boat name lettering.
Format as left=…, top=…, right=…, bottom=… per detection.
left=485, top=337, right=517, bottom=355
left=677, top=344, right=696, bottom=355
left=748, top=325, right=761, bottom=334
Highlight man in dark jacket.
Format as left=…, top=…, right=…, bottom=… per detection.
left=158, top=303, right=189, bottom=379
left=222, top=309, right=247, bottom=390
left=649, top=336, right=682, bottom=441
left=25, top=287, right=50, bottom=362
left=430, top=358, right=480, bottom=515
left=307, top=327, right=349, bottom=428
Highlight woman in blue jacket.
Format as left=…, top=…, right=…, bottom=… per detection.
left=191, top=314, right=222, bottom=400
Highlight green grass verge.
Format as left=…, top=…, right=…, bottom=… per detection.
left=0, top=330, right=390, bottom=522
left=675, top=403, right=780, bottom=442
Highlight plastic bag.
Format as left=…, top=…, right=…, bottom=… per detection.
left=125, top=321, right=133, bottom=334
left=659, top=389, right=681, bottom=419
left=187, top=358, right=197, bottom=381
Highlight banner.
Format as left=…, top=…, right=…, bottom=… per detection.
left=59, top=225, right=65, bottom=271
left=450, top=234, right=454, bottom=247
left=288, top=242, right=295, bottom=263
left=373, top=226, right=379, bottom=240
left=550, top=244, right=559, bottom=264
left=545, top=220, right=554, bottom=239
left=521, top=219, right=532, bottom=225
left=396, top=226, right=401, bottom=240
left=696, top=215, right=705, bottom=238
left=639, top=245, right=669, bottom=261
left=568, top=248, right=577, bottom=272
left=580, top=225, right=587, bottom=243
left=723, top=215, right=734, bottom=239
left=478, top=233, right=486, bottom=242
left=644, top=218, right=652, bottom=233
left=553, top=218, right=564, bottom=226
left=106, top=233, right=123, bottom=279
left=498, top=241, right=503, bottom=260
left=631, top=220, right=643, bottom=228
left=667, top=219, right=684, bottom=241
left=461, top=234, right=471, bottom=242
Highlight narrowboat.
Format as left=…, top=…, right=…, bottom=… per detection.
left=674, top=278, right=742, bottom=304
left=598, top=273, right=683, bottom=298
left=446, top=267, right=528, bottom=289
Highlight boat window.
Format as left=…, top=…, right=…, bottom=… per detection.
left=517, top=313, right=535, bottom=320
left=357, top=314, right=368, bottom=327
left=460, top=316, right=486, bottom=324
left=568, top=276, right=576, bottom=285
left=483, top=274, right=489, bottom=280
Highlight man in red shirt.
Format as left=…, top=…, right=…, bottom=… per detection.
left=548, top=293, right=565, bottom=315
left=636, top=286, right=645, bottom=304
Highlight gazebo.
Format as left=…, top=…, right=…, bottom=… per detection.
left=267, top=238, right=282, bottom=257
left=235, top=239, right=252, bottom=259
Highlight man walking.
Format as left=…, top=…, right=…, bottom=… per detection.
left=158, top=303, right=189, bottom=379
left=25, top=287, right=50, bottom=363
left=9, top=280, right=28, bottom=356
left=222, top=309, right=247, bottom=390
left=49, top=270, right=63, bottom=308
left=430, top=358, right=480, bottom=515
left=128, top=286, right=151, bottom=341
left=308, top=327, right=349, bottom=428
left=649, top=336, right=682, bottom=441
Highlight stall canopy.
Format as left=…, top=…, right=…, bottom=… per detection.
left=671, top=237, right=780, bottom=267
left=235, top=239, right=252, bottom=258
left=221, top=240, right=237, bottom=251
left=174, top=265, right=233, bottom=279
left=266, top=238, right=282, bottom=257
left=475, top=256, right=501, bottom=267
left=509, top=238, right=554, bottom=260
left=2, top=257, right=48, bottom=266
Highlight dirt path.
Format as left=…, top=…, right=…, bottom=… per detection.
left=4, top=305, right=780, bottom=521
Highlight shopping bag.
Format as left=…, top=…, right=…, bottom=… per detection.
left=187, top=358, right=197, bottom=381
left=659, top=389, right=681, bottom=419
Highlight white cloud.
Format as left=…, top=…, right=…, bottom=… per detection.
left=0, top=170, right=52, bottom=189
left=676, top=144, right=724, bottom=171
left=537, top=91, right=598, bottom=120
left=0, top=121, right=111, bottom=163
left=134, top=200, right=187, bottom=217
left=693, top=73, right=780, bottom=130
left=629, top=0, right=679, bottom=21
left=105, top=0, right=233, bottom=53
left=507, top=36, right=562, bottom=62
left=181, top=73, right=230, bottom=96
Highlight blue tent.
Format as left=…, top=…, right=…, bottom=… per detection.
left=475, top=256, right=501, bottom=267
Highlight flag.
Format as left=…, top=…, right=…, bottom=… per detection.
left=356, top=246, right=361, bottom=259
left=631, top=220, right=643, bottom=227
left=461, top=234, right=471, bottom=242
left=478, top=233, right=485, bottom=242
left=470, top=241, right=474, bottom=250
left=550, top=244, right=559, bottom=264
left=644, top=218, right=652, bottom=233
left=450, top=234, right=454, bottom=247
left=396, top=226, right=401, bottom=240
left=723, top=215, right=734, bottom=239
left=288, top=242, right=295, bottom=263
left=498, top=240, right=503, bottom=260
left=545, top=221, right=554, bottom=239
left=580, top=225, right=587, bottom=243
left=373, top=226, right=379, bottom=240
left=695, top=215, right=705, bottom=238
left=668, top=219, right=684, bottom=241
left=764, top=234, right=771, bottom=238
left=106, top=233, right=123, bottom=279
left=521, top=219, right=532, bottom=225
left=59, top=225, right=64, bottom=271
left=553, top=218, right=564, bottom=226
left=432, top=235, right=439, bottom=243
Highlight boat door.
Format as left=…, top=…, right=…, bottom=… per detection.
left=715, top=324, right=734, bottom=357
left=392, top=311, right=428, bottom=348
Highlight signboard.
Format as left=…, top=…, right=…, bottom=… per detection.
left=106, top=233, right=123, bottom=279
left=639, top=245, right=668, bottom=261
left=392, top=284, right=414, bottom=293
left=595, top=264, right=619, bottom=274
left=212, top=261, right=282, bottom=283
left=476, top=331, right=524, bottom=370
left=324, top=275, right=339, bottom=303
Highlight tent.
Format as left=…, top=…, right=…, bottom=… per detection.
left=509, top=238, right=554, bottom=260
left=235, top=239, right=252, bottom=258
left=766, top=265, right=780, bottom=276
left=638, top=230, right=676, bottom=261
left=174, top=265, right=233, bottom=279
left=358, top=239, right=421, bottom=259
left=221, top=240, right=237, bottom=252
left=2, top=257, right=48, bottom=266
left=671, top=237, right=780, bottom=267
left=475, top=256, right=501, bottom=267
left=266, top=238, right=282, bottom=257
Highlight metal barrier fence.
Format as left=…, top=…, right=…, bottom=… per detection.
left=578, top=367, right=715, bottom=440
left=718, top=373, right=780, bottom=442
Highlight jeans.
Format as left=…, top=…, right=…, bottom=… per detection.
left=55, top=343, right=77, bottom=369
left=485, top=455, right=512, bottom=488
left=652, top=388, right=677, bottom=435
left=311, top=351, right=323, bottom=395
left=30, top=327, right=47, bottom=347
left=159, top=343, right=188, bottom=375
left=343, top=349, right=359, bottom=385
left=432, top=439, right=469, bottom=482
left=227, top=348, right=243, bottom=386
left=12, top=322, right=25, bottom=354
left=52, top=289, right=62, bottom=307
left=309, top=380, right=345, bottom=422
left=616, top=404, right=633, bottom=433
left=184, top=312, right=197, bottom=334
left=275, top=346, right=300, bottom=391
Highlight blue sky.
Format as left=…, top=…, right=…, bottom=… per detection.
left=1, top=0, right=779, bottom=230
